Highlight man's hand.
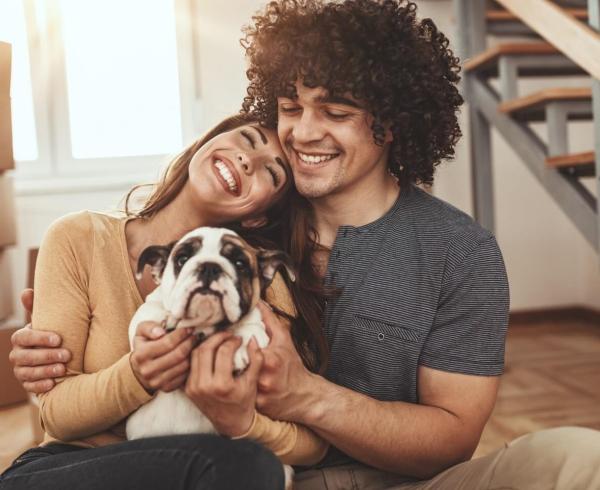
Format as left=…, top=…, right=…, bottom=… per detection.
left=185, top=332, right=263, bottom=437
left=255, top=302, right=318, bottom=423
left=129, top=322, right=196, bottom=393
left=9, top=288, right=72, bottom=394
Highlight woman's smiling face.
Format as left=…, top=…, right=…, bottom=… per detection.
left=187, top=124, right=291, bottom=223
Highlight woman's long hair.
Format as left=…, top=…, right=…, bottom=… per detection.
left=124, top=113, right=258, bottom=220
left=123, top=113, right=329, bottom=373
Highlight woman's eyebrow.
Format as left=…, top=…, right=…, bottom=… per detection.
left=251, top=126, right=268, bottom=145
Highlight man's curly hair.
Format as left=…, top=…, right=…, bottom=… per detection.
left=241, top=0, right=464, bottom=186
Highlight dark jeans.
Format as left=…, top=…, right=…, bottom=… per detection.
left=0, top=434, right=284, bottom=490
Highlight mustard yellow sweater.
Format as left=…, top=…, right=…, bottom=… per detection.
left=32, top=211, right=327, bottom=465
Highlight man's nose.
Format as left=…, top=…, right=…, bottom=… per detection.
left=292, top=110, right=324, bottom=143
left=198, top=262, right=222, bottom=284
left=237, top=152, right=255, bottom=175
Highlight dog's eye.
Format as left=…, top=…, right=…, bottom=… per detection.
left=176, top=255, right=189, bottom=268
left=234, top=259, right=247, bottom=270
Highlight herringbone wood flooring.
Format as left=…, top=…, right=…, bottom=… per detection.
left=474, top=319, right=600, bottom=457
left=1, top=319, right=599, bottom=472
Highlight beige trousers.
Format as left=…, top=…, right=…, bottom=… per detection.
left=294, top=427, right=600, bottom=490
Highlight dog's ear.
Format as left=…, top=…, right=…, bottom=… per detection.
left=257, top=249, right=296, bottom=291
left=136, top=242, right=175, bottom=284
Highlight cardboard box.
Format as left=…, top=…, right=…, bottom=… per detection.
left=0, top=173, right=17, bottom=248
left=0, top=326, right=29, bottom=407
left=0, top=42, right=14, bottom=172
left=0, top=41, right=10, bottom=95
left=0, top=249, right=13, bottom=321
left=0, top=97, right=14, bottom=172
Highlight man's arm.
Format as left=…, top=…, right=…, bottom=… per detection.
left=256, top=304, right=499, bottom=479
left=10, top=327, right=70, bottom=393
left=9, top=289, right=70, bottom=394
left=295, top=366, right=497, bottom=478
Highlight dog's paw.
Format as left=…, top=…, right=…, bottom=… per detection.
left=233, top=344, right=250, bottom=372
left=254, top=329, right=270, bottom=348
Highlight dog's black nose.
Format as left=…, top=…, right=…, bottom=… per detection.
left=198, top=262, right=222, bottom=284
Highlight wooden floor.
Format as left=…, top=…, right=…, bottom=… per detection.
left=474, top=318, right=600, bottom=457
left=1, top=318, right=599, bottom=472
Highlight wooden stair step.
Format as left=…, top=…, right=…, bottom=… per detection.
left=546, top=151, right=595, bottom=169
left=487, top=8, right=588, bottom=22
left=499, top=88, right=592, bottom=121
left=464, top=42, right=560, bottom=72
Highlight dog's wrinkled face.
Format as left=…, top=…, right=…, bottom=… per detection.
left=136, top=227, right=294, bottom=332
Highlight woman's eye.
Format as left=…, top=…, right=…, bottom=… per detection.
left=241, top=130, right=255, bottom=149
left=266, top=165, right=280, bottom=187
left=279, top=106, right=300, bottom=114
left=176, top=255, right=189, bottom=268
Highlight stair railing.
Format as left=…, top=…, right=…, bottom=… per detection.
left=455, top=0, right=600, bottom=251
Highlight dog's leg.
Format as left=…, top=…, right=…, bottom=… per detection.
left=232, top=310, right=270, bottom=372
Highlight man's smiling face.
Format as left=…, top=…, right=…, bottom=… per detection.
left=277, top=81, right=391, bottom=200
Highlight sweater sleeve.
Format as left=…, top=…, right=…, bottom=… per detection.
left=233, top=412, right=328, bottom=466
left=33, top=214, right=152, bottom=441
left=236, top=273, right=328, bottom=465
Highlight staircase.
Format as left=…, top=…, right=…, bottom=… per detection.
left=455, top=0, right=600, bottom=250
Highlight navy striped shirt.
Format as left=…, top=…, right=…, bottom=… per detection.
left=317, top=184, right=509, bottom=468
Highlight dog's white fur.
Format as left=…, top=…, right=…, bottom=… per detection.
left=126, top=302, right=269, bottom=438
left=125, top=227, right=293, bottom=488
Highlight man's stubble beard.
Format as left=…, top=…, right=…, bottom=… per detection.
left=293, top=166, right=345, bottom=200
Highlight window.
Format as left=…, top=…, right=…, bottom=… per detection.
left=0, top=0, right=198, bottom=182
left=0, top=0, right=38, bottom=162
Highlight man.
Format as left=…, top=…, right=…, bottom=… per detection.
left=10, top=1, right=600, bottom=488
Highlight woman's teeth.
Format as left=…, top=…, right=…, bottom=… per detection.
left=214, top=160, right=238, bottom=193
left=297, top=151, right=338, bottom=164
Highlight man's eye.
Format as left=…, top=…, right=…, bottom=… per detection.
left=279, top=106, right=300, bottom=114
left=326, top=110, right=349, bottom=120
left=176, top=255, right=189, bottom=268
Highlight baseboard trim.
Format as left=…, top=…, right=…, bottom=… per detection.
left=509, top=306, right=600, bottom=325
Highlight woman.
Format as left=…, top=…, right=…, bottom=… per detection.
left=1, top=114, right=328, bottom=490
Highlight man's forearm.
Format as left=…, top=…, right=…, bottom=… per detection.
left=297, top=376, right=478, bottom=479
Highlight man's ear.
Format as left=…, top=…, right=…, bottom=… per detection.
left=257, top=249, right=296, bottom=291
left=136, top=242, right=175, bottom=285
left=241, top=215, right=268, bottom=229
left=384, top=127, right=393, bottom=144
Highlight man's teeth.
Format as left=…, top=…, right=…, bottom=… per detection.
left=215, top=160, right=238, bottom=192
left=297, top=152, right=338, bottom=164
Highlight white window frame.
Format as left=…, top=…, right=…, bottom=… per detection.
left=14, top=0, right=201, bottom=189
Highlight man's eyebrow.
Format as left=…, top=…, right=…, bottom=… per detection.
left=316, top=94, right=363, bottom=109
left=251, top=126, right=268, bottom=145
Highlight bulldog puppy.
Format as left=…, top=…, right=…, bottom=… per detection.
left=125, top=227, right=295, bottom=440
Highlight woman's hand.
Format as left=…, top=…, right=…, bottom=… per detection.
left=185, top=332, right=264, bottom=437
left=9, top=288, right=72, bottom=394
left=130, top=322, right=196, bottom=393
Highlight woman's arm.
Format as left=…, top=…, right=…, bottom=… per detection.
left=32, top=215, right=153, bottom=441
left=233, top=411, right=328, bottom=466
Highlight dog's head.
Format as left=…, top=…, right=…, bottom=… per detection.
left=136, top=227, right=294, bottom=332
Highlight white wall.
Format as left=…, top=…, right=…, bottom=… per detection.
left=4, top=0, right=600, bottom=324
